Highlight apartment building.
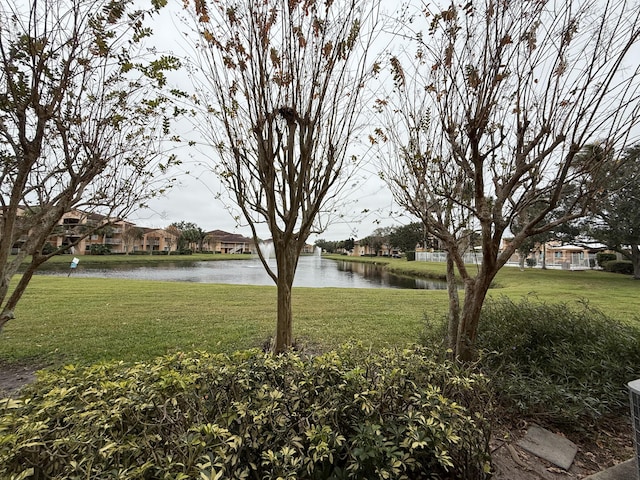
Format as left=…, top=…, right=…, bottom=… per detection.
left=351, top=240, right=399, bottom=257
left=501, top=237, right=597, bottom=269
left=136, top=228, right=179, bottom=254
left=205, top=230, right=254, bottom=254
left=45, top=210, right=135, bottom=255
left=47, top=211, right=260, bottom=255
left=6, top=208, right=271, bottom=256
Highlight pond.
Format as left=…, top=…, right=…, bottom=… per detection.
left=34, top=256, right=447, bottom=290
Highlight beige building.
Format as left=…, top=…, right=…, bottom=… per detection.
left=351, top=240, right=398, bottom=257
left=538, top=243, right=592, bottom=269
left=47, top=210, right=132, bottom=255
left=501, top=237, right=595, bottom=269
left=205, top=230, right=254, bottom=254
left=8, top=207, right=265, bottom=256
left=42, top=210, right=179, bottom=255
left=135, top=228, right=179, bottom=254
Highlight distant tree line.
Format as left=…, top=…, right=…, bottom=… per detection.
left=314, top=238, right=355, bottom=254
left=315, top=222, right=437, bottom=256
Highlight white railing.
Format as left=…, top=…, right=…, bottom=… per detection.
left=415, top=251, right=483, bottom=265
left=417, top=251, right=596, bottom=270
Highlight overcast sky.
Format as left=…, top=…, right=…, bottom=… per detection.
left=125, top=0, right=640, bottom=242
left=128, top=157, right=403, bottom=242
left=126, top=1, right=409, bottom=242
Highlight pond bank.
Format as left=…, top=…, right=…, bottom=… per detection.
left=323, top=254, right=449, bottom=282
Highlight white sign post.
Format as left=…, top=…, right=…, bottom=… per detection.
left=68, top=257, right=80, bottom=277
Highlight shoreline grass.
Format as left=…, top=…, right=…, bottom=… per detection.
left=1, top=255, right=638, bottom=367
left=16, top=252, right=257, bottom=266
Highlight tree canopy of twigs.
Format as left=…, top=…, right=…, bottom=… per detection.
left=0, top=0, right=180, bottom=331
left=378, top=0, right=640, bottom=360
left=181, top=0, right=381, bottom=352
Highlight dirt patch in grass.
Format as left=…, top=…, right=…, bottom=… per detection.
left=0, top=361, right=39, bottom=398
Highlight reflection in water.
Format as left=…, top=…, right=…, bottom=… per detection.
left=334, top=260, right=447, bottom=290
left=34, top=257, right=447, bottom=290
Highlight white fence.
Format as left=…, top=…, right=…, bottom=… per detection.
left=415, top=251, right=596, bottom=270
left=416, top=251, right=482, bottom=264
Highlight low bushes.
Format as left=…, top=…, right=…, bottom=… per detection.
left=89, top=244, right=111, bottom=255
left=596, top=252, right=617, bottom=266
left=476, top=297, right=640, bottom=427
left=0, top=345, right=492, bottom=479
left=601, top=260, right=634, bottom=275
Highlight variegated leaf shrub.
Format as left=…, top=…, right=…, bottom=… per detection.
left=1, top=344, right=492, bottom=479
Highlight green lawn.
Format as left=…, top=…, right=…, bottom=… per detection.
left=328, top=254, right=640, bottom=321
left=1, top=255, right=638, bottom=366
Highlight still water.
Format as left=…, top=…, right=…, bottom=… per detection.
left=35, top=256, right=447, bottom=290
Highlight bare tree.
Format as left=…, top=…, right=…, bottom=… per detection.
left=164, top=225, right=182, bottom=255
left=0, top=0, right=179, bottom=331
left=181, top=0, right=381, bottom=352
left=121, top=226, right=145, bottom=254
left=379, top=0, right=640, bottom=360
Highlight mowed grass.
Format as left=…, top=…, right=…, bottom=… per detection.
left=329, top=255, right=640, bottom=322
left=1, top=274, right=446, bottom=366
left=1, top=254, right=638, bottom=366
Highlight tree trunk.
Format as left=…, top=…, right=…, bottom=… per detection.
left=632, top=244, right=640, bottom=280
left=274, top=274, right=294, bottom=353
left=455, top=273, right=493, bottom=361
left=0, top=259, right=41, bottom=333
left=273, top=246, right=298, bottom=353
left=446, top=252, right=460, bottom=352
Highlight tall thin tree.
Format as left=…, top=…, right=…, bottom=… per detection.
left=589, top=144, right=640, bottom=278
left=182, top=0, right=381, bottom=352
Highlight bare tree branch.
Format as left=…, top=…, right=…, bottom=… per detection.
left=380, top=0, right=640, bottom=359
left=181, top=0, right=382, bottom=352
left=0, top=0, right=180, bottom=330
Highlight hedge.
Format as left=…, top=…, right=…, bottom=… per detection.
left=477, top=297, right=640, bottom=426
left=601, top=260, right=634, bottom=275
left=0, top=345, right=492, bottom=479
